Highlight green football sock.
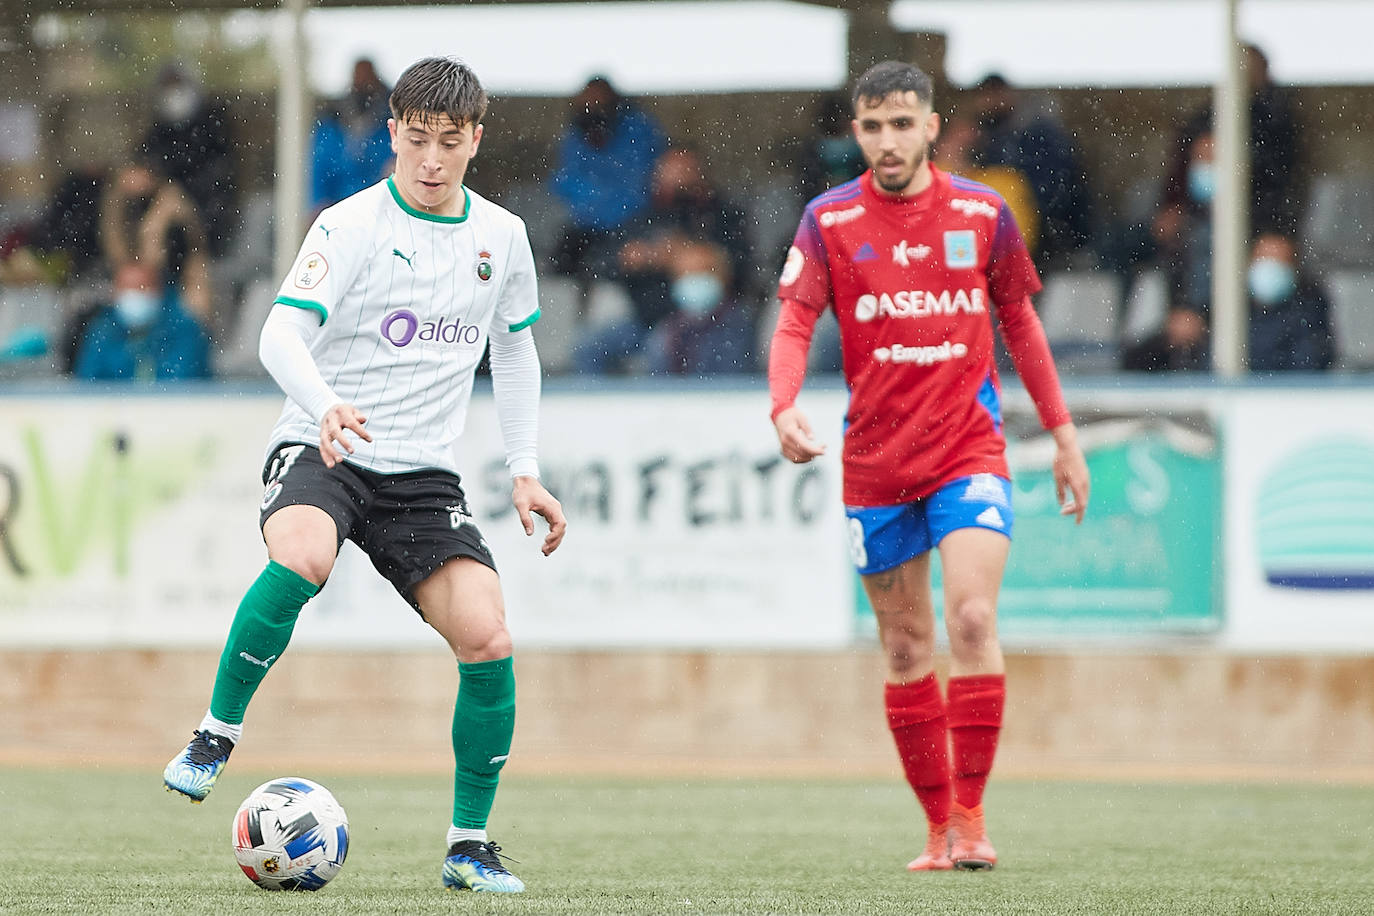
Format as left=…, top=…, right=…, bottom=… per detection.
left=208, top=561, right=320, bottom=725
left=451, top=656, right=516, bottom=830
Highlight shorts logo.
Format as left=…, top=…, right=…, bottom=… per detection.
left=976, top=507, right=1006, bottom=529
left=293, top=252, right=328, bottom=289
left=476, top=250, right=494, bottom=283
left=261, top=482, right=283, bottom=510
left=944, top=230, right=977, bottom=268
left=448, top=504, right=473, bottom=529
left=780, top=246, right=804, bottom=286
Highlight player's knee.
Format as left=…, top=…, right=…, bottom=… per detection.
left=881, top=630, right=935, bottom=680
left=267, top=548, right=335, bottom=587
left=945, top=599, right=998, bottom=651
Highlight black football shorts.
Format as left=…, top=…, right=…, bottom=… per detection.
left=258, top=443, right=497, bottom=611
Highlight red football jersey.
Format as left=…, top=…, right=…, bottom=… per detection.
left=777, top=166, right=1044, bottom=507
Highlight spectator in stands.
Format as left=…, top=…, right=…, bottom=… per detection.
left=97, top=154, right=215, bottom=368
left=1121, top=128, right=1215, bottom=371
left=1175, top=44, right=1301, bottom=235
left=936, top=116, right=1040, bottom=255
left=550, top=76, right=666, bottom=286
left=794, top=93, right=866, bottom=202
left=654, top=241, right=755, bottom=376
left=69, top=260, right=210, bottom=380
left=140, top=62, right=238, bottom=257
left=572, top=146, right=751, bottom=374
left=970, top=73, right=1094, bottom=266
left=310, top=58, right=394, bottom=214
left=1246, top=229, right=1334, bottom=372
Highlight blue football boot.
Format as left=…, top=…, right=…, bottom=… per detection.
left=163, top=730, right=234, bottom=802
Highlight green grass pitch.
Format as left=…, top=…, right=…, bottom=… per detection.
left=2, top=767, right=1372, bottom=914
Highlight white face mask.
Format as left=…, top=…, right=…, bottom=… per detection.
left=670, top=273, right=724, bottom=316
left=114, top=290, right=160, bottom=329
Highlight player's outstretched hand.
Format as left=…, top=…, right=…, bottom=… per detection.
left=774, top=406, right=827, bottom=464
left=1051, top=422, right=1090, bottom=524
left=318, top=402, right=372, bottom=468
left=512, top=475, right=566, bottom=556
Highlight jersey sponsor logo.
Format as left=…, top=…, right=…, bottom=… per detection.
left=944, top=230, right=977, bottom=268
left=871, top=340, right=969, bottom=366
left=293, top=252, right=329, bottom=289
left=380, top=308, right=484, bottom=348
left=854, top=242, right=878, bottom=263
left=392, top=247, right=416, bottom=270
left=476, top=250, right=494, bottom=283
left=853, top=288, right=986, bottom=322
left=780, top=246, right=805, bottom=286
left=818, top=204, right=865, bottom=227
left=891, top=240, right=932, bottom=267
left=950, top=197, right=999, bottom=220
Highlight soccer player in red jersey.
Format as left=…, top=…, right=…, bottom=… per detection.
left=768, top=61, right=1091, bottom=871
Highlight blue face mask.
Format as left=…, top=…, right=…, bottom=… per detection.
left=1187, top=163, right=1215, bottom=205
left=1248, top=257, right=1297, bottom=306
left=114, top=290, right=160, bottom=329
left=671, top=273, right=724, bottom=316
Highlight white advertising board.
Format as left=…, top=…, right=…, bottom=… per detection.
left=0, top=389, right=852, bottom=649
left=1221, top=389, right=1374, bottom=652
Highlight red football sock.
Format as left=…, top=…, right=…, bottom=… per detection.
left=884, top=673, right=951, bottom=828
left=947, top=674, right=1006, bottom=810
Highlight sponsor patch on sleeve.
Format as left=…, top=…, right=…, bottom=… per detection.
left=780, top=246, right=804, bottom=287
left=294, top=252, right=329, bottom=289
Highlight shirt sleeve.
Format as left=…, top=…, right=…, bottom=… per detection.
left=492, top=217, right=540, bottom=333
left=273, top=208, right=372, bottom=325
left=776, top=207, right=832, bottom=311
left=986, top=201, right=1043, bottom=307
left=996, top=294, right=1072, bottom=430
left=767, top=297, right=824, bottom=422
left=487, top=324, right=541, bottom=479
left=258, top=302, right=342, bottom=422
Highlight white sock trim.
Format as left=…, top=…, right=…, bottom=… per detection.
left=198, top=711, right=243, bottom=744
left=447, top=826, right=488, bottom=847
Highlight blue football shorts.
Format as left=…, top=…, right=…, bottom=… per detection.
left=844, top=473, right=1014, bottom=575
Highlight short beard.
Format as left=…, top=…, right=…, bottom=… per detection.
left=873, top=144, right=929, bottom=194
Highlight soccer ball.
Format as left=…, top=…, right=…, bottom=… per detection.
left=232, top=777, right=349, bottom=891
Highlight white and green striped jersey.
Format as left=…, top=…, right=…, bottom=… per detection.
left=266, top=176, right=540, bottom=475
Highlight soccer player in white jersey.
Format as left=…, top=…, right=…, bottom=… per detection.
left=162, top=57, right=565, bottom=894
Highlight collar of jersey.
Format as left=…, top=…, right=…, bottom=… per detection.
left=387, top=176, right=470, bottom=223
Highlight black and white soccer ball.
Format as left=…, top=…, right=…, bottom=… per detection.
left=232, top=777, right=349, bottom=891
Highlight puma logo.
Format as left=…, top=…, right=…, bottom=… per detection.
left=239, top=652, right=277, bottom=669
left=392, top=248, right=416, bottom=269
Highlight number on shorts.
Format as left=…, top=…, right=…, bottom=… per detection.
left=847, top=517, right=869, bottom=569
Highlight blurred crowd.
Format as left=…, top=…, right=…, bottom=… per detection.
left=0, top=46, right=1360, bottom=382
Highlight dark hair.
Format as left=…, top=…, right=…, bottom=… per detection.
left=852, top=60, right=934, bottom=112
left=389, top=57, right=487, bottom=128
